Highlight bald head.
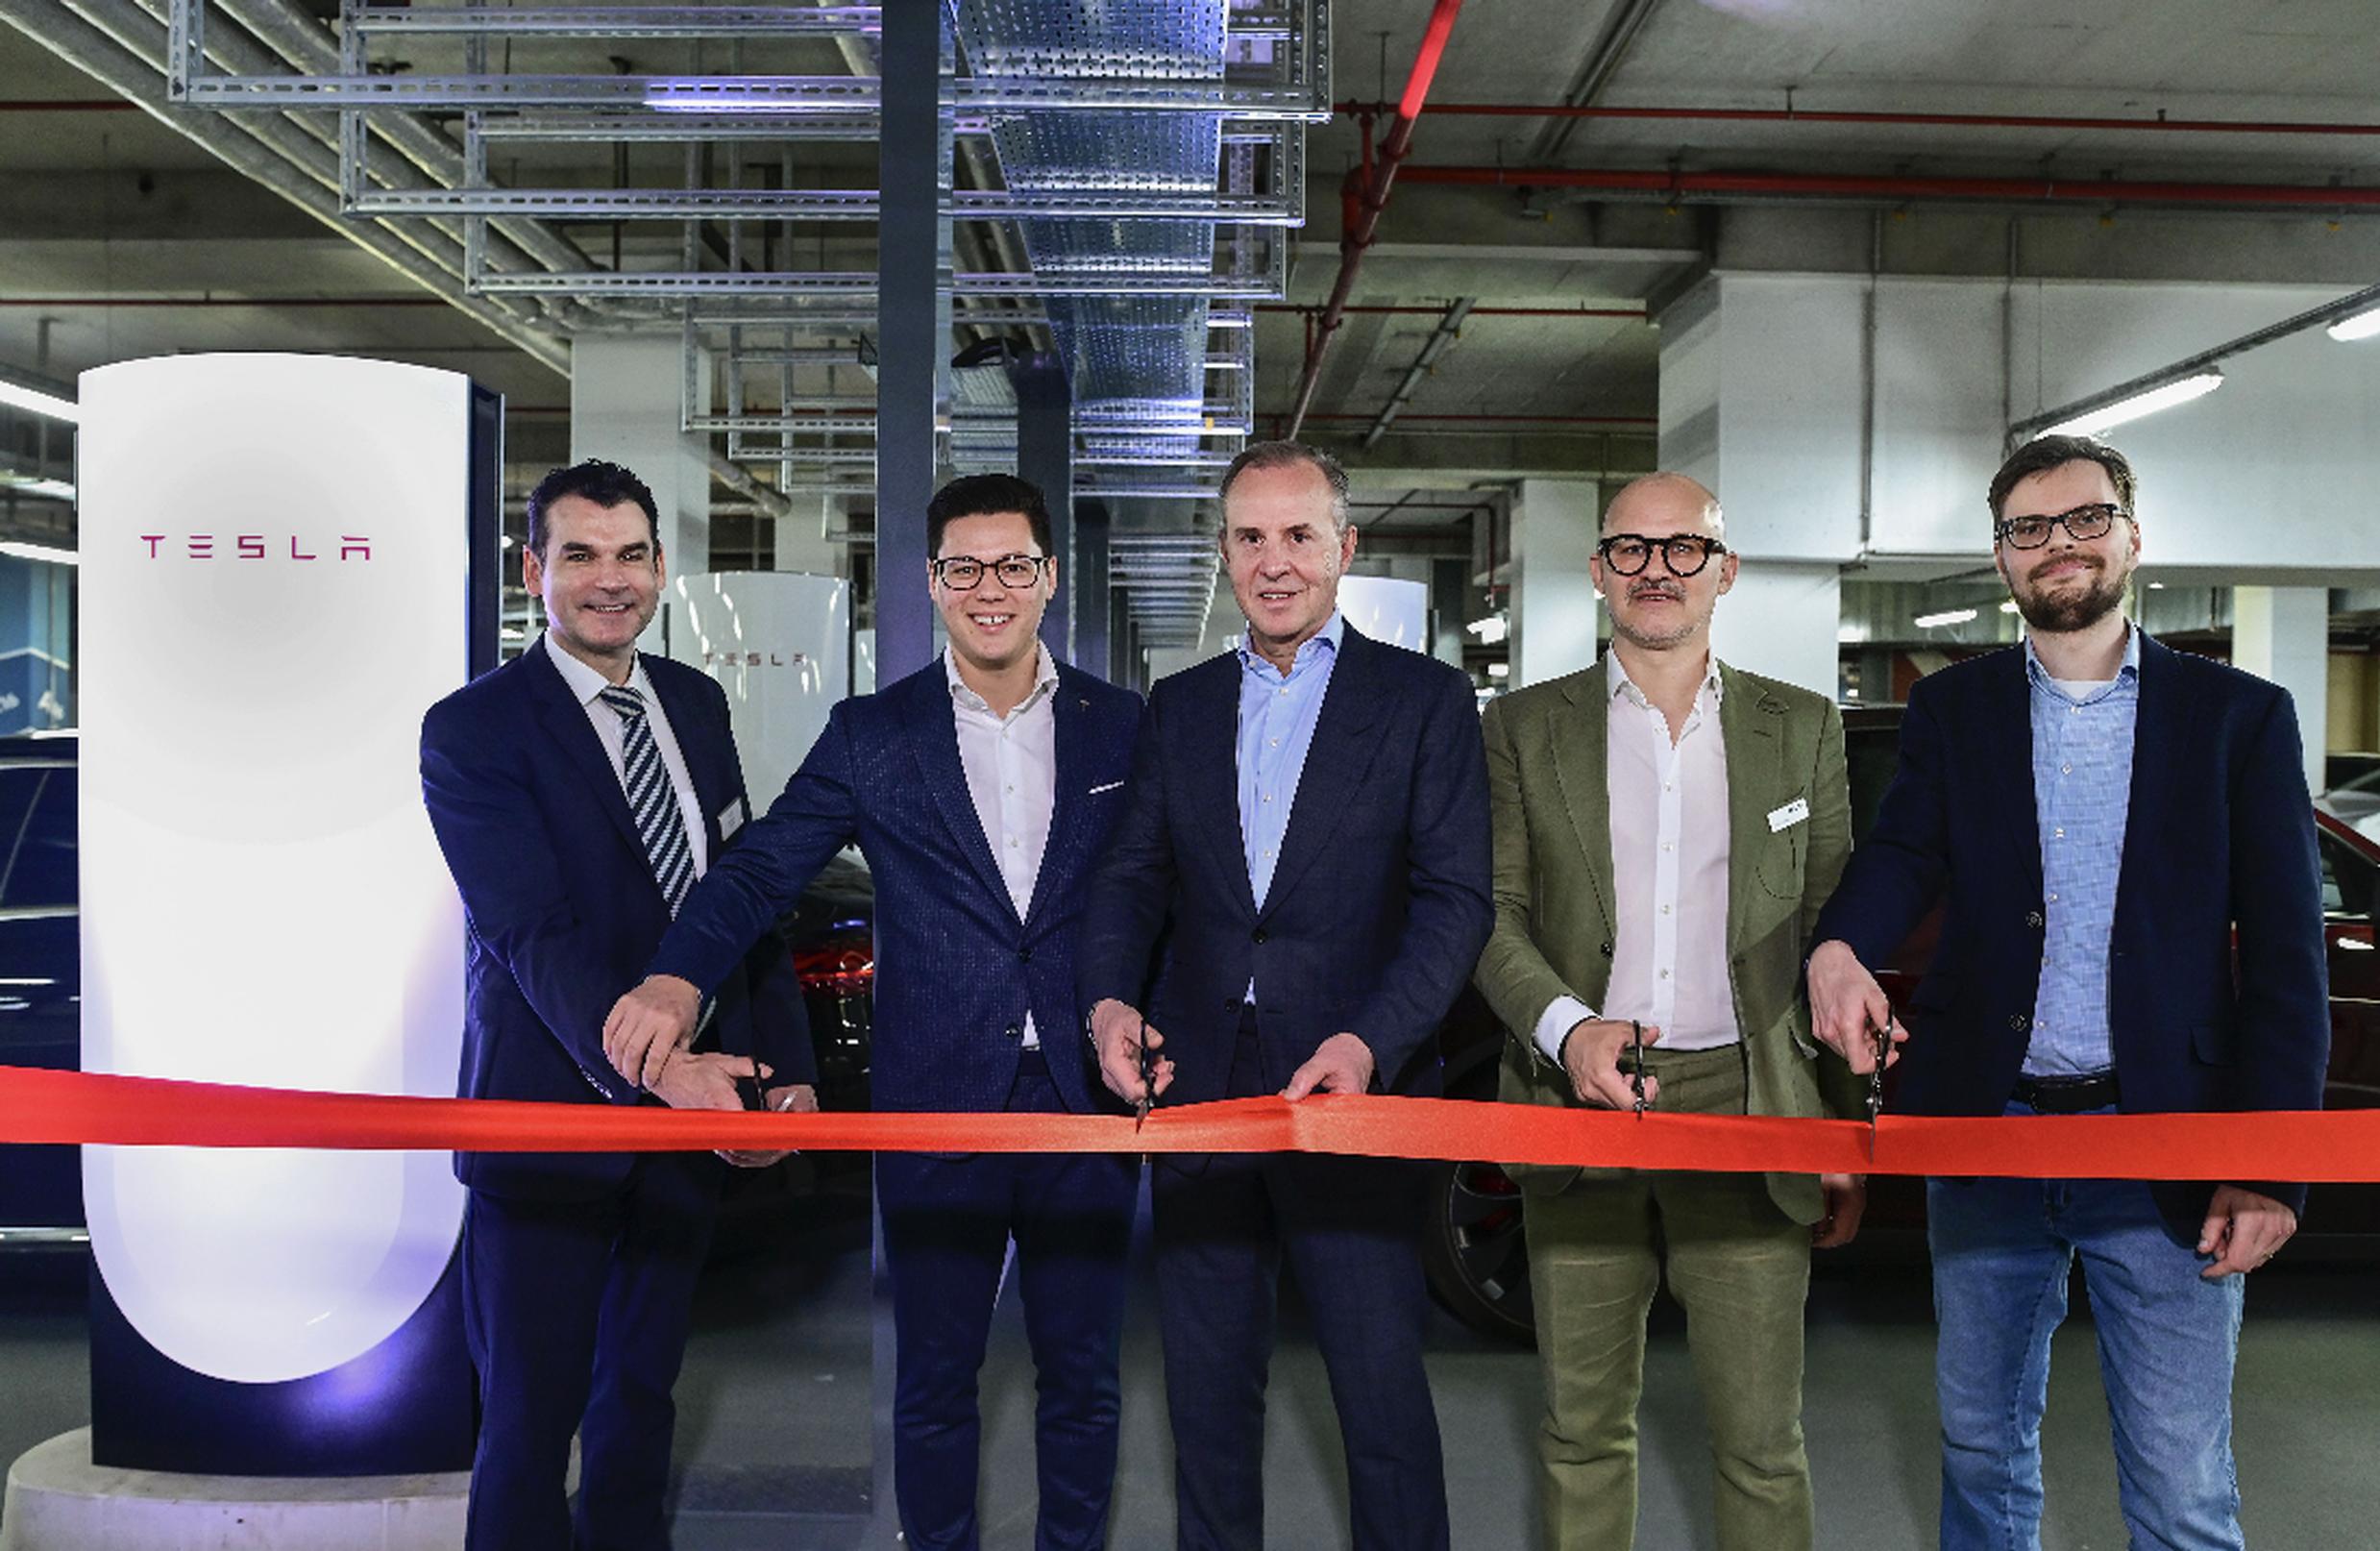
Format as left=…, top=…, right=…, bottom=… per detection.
left=1603, top=472, right=1723, bottom=537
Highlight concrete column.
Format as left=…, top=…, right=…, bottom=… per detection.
left=1074, top=501, right=1111, bottom=680
left=773, top=493, right=840, bottom=577
left=2232, top=584, right=2329, bottom=794
left=1430, top=557, right=1467, bottom=669
left=1707, top=561, right=1844, bottom=701
left=570, top=333, right=710, bottom=653
left=1509, top=478, right=1601, bottom=689
left=1013, top=359, right=1073, bottom=662
left=873, top=0, right=955, bottom=682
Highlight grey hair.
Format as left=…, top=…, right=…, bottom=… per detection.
left=1217, top=439, right=1352, bottom=530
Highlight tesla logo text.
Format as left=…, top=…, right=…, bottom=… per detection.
left=703, top=652, right=809, bottom=668
left=138, top=534, right=373, bottom=560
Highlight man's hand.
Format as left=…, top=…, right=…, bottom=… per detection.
left=648, top=1049, right=765, bottom=1114
left=2197, top=1185, right=2298, bottom=1279
left=1560, top=1019, right=1661, bottom=1111
left=1806, top=940, right=1903, bottom=1073
left=1284, top=1032, right=1375, bottom=1100
left=604, top=973, right=704, bottom=1090
left=718, top=1083, right=818, bottom=1169
left=1091, top=997, right=1173, bottom=1107
left=1812, top=1173, right=1867, bottom=1249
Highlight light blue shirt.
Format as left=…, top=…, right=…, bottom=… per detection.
left=2024, top=623, right=2143, bottom=1077
left=1237, top=610, right=1344, bottom=919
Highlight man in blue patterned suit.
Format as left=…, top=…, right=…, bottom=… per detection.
left=605, top=474, right=1144, bottom=1551
left=1078, top=440, right=1493, bottom=1551
left=421, top=458, right=810, bottom=1551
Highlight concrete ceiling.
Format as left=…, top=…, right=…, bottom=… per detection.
left=5, top=0, right=2379, bottom=606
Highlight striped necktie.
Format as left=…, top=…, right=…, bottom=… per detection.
left=598, top=684, right=695, bottom=917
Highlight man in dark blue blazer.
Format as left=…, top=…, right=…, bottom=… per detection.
left=1806, top=435, right=2328, bottom=1551
left=605, top=474, right=1144, bottom=1551
left=1078, top=441, right=1493, bottom=1551
left=421, top=459, right=811, bottom=1551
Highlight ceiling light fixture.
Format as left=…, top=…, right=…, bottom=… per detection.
left=0, top=477, right=76, bottom=505
left=1464, top=613, right=1509, bottom=644
left=0, top=377, right=78, bottom=425
left=0, top=540, right=80, bottom=566
left=2327, top=306, right=2380, bottom=342
left=2037, top=372, right=2223, bottom=439
left=1913, top=608, right=1978, bottom=628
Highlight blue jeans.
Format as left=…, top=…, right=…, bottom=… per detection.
left=1928, top=1141, right=2246, bottom=1551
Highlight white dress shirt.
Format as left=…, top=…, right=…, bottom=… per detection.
left=948, top=643, right=1060, bottom=1047
left=1534, top=652, right=1739, bottom=1061
left=543, top=632, right=709, bottom=881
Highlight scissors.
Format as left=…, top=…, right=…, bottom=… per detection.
left=1629, top=1020, right=1648, bottom=1118
left=1865, top=1012, right=1895, bottom=1155
left=1134, top=1017, right=1154, bottom=1133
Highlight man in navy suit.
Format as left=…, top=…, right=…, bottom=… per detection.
left=1078, top=441, right=1493, bottom=1551
left=1806, top=434, right=2328, bottom=1551
left=420, top=458, right=814, bottom=1551
left=604, top=474, right=1144, bottom=1550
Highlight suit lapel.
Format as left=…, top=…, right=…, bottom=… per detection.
left=1987, top=647, right=2047, bottom=903
left=1183, top=654, right=1260, bottom=921
left=527, top=646, right=649, bottom=865
left=1548, top=663, right=1617, bottom=941
left=903, top=666, right=1019, bottom=922
left=1718, top=664, right=1787, bottom=956
left=1024, top=672, right=1094, bottom=930
left=1262, top=628, right=1385, bottom=914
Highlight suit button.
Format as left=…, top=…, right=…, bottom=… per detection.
left=1003, top=1023, right=1022, bottom=1041
left=2008, top=1014, right=2029, bottom=1032
left=1252, top=928, right=1267, bottom=945
left=1599, top=941, right=1613, bottom=958
left=2024, top=910, right=2045, bottom=928
left=1018, top=947, right=1033, bottom=963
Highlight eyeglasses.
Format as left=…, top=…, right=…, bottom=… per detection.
left=1596, top=532, right=1728, bottom=578
left=1995, top=503, right=2132, bottom=550
left=932, top=554, right=1047, bottom=590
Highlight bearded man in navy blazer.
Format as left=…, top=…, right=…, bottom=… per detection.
left=605, top=474, right=1144, bottom=1551
left=421, top=459, right=811, bottom=1551
left=1806, top=434, right=2328, bottom=1551
left=1078, top=440, right=1493, bottom=1551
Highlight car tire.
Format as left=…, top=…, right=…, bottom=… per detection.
left=1419, top=1037, right=1538, bottom=1347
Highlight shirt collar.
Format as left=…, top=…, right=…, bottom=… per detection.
left=2023, top=620, right=2143, bottom=697
left=1606, top=648, right=1725, bottom=710
left=945, top=641, right=1060, bottom=717
left=1236, top=609, right=1344, bottom=678
left=543, top=629, right=649, bottom=708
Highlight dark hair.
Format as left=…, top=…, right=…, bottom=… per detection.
left=1217, top=439, right=1351, bottom=529
left=926, top=473, right=1054, bottom=556
left=526, top=459, right=661, bottom=560
left=1987, top=434, right=2138, bottom=523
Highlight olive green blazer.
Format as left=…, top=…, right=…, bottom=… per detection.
left=1472, top=657, right=1863, bottom=1222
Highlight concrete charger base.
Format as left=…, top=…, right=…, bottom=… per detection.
left=1, top=1429, right=469, bottom=1550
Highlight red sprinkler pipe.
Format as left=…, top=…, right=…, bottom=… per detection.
left=1394, top=164, right=2380, bottom=209
left=1337, top=99, right=2380, bottom=139
left=1285, top=0, right=1466, bottom=439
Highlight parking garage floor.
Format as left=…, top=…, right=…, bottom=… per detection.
left=2, top=1181, right=2373, bottom=1550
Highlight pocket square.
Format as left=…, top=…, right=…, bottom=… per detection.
left=1088, top=780, right=1124, bottom=795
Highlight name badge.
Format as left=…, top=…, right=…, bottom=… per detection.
left=1766, top=798, right=1810, bottom=834
left=719, top=797, right=748, bottom=840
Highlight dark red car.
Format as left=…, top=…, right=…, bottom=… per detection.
left=1423, top=706, right=2380, bottom=1344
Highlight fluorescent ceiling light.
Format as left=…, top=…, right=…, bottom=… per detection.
left=0, top=474, right=75, bottom=504
left=2000, top=600, right=2020, bottom=614
left=1485, top=662, right=1510, bottom=679
left=1464, top=613, right=1509, bottom=644
left=2328, top=306, right=2380, bottom=342
left=0, top=540, right=79, bottom=566
left=1913, top=608, right=1978, bottom=628
left=2038, top=371, right=2223, bottom=438
left=0, top=378, right=78, bottom=425
left=500, top=625, right=526, bottom=641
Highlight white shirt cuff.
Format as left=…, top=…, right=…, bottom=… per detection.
left=1534, top=995, right=1598, bottom=1065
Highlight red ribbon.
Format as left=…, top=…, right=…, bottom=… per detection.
left=4, top=1066, right=2377, bottom=1180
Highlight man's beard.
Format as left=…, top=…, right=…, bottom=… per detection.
left=2010, top=559, right=2127, bottom=634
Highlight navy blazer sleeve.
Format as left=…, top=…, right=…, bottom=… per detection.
left=650, top=699, right=865, bottom=1001
left=2227, top=689, right=2329, bottom=1118
left=1349, top=663, right=1494, bottom=1081
left=1810, top=671, right=1952, bottom=967
left=422, top=697, right=639, bottom=1104
left=1076, top=685, right=1178, bottom=1015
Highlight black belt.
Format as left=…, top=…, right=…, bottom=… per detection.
left=2011, top=1070, right=2120, bottom=1114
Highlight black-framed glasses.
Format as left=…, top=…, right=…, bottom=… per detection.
left=932, top=553, right=1047, bottom=590
left=1597, top=532, right=1728, bottom=578
left=1995, top=503, right=2131, bottom=550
